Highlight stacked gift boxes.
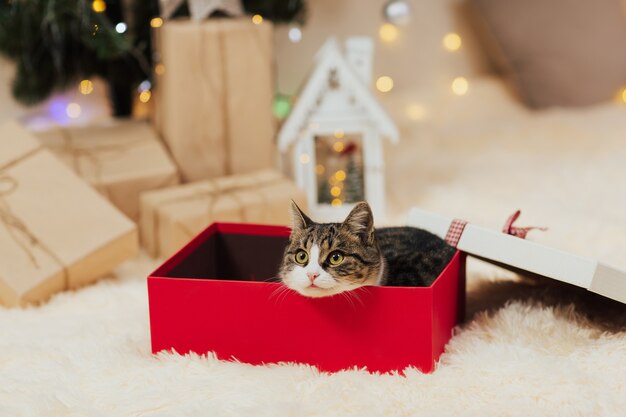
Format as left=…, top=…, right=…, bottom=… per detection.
left=0, top=121, right=138, bottom=307
left=1, top=117, right=304, bottom=306
left=36, top=120, right=180, bottom=221
left=0, top=16, right=304, bottom=305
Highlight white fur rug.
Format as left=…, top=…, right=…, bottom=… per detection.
left=2, top=78, right=626, bottom=416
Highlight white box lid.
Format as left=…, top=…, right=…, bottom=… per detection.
left=407, top=208, right=626, bottom=305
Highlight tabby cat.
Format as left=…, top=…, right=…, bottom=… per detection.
left=278, top=201, right=456, bottom=297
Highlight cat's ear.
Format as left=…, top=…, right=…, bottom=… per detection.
left=343, top=202, right=375, bottom=243
left=290, top=200, right=313, bottom=232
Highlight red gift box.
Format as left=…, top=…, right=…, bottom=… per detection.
left=148, top=223, right=466, bottom=373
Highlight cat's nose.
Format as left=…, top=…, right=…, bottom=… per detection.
left=307, top=272, right=319, bottom=283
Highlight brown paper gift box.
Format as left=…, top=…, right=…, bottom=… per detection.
left=139, top=170, right=307, bottom=258
left=35, top=120, right=180, bottom=221
left=0, top=121, right=138, bottom=307
left=152, top=18, right=276, bottom=182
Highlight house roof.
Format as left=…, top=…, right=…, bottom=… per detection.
left=278, top=38, right=399, bottom=151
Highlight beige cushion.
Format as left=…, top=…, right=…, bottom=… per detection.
left=467, top=0, right=626, bottom=108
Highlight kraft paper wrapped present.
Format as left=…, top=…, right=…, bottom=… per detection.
left=0, top=121, right=138, bottom=307
left=140, top=170, right=307, bottom=258
left=152, top=18, right=276, bottom=181
left=35, top=120, right=180, bottom=221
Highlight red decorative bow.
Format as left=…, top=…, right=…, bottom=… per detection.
left=502, top=210, right=547, bottom=238
left=445, top=210, right=547, bottom=248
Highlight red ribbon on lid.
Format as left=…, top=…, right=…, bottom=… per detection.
left=445, top=210, right=547, bottom=248
left=444, top=219, right=467, bottom=247
left=502, top=210, right=548, bottom=239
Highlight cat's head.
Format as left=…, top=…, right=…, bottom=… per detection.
left=278, top=201, right=384, bottom=298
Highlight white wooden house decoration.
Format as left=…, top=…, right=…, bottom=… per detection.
left=278, top=37, right=399, bottom=220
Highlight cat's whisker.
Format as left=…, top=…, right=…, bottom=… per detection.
left=341, top=291, right=356, bottom=310
left=269, top=286, right=284, bottom=304
left=348, top=287, right=366, bottom=308
left=349, top=291, right=360, bottom=310
left=340, top=291, right=357, bottom=311
left=277, top=286, right=294, bottom=305
left=269, top=283, right=288, bottom=301
left=272, top=284, right=295, bottom=306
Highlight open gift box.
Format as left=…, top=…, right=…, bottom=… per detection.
left=148, top=223, right=466, bottom=373
left=148, top=207, right=626, bottom=373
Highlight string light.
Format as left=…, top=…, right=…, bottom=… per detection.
left=316, top=164, right=325, bottom=175
left=138, top=80, right=152, bottom=92
left=288, top=27, right=302, bottom=43
left=331, top=198, right=343, bottom=207
left=115, top=22, right=127, bottom=33
left=139, top=90, right=152, bottom=103
left=299, top=154, right=310, bottom=164
left=78, top=80, right=93, bottom=95
left=330, top=186, right=342, bottom=197
left=92, top=24, right=99, bottom=36
left=333, top=142, right=344, bottom=153
left=66, top=103, right=82, bottom=119
left=451, top=77, right=469, bottom=96
left=334, top=129, right=344, bottom=139
left=272, top=95, right=292, bottom=119
left=379, top=23, right=398, bottom=43
left=376, top=76, right=394, bottom=93
left=252, top=14, right=263, bottom=25
left=150, top=17, right=163, bottom=28
left=406, top=104, right=426, bottom=120
left=334, top=170, right=346, bottom=181
left=442, top=33, right=462, bottom=51
left=92, top=0, right=106, bottom=13
left=155, top=63, right=165, bottom=75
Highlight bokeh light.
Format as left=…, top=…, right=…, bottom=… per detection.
left=379, top=23, right=399, bottom=43
left=443, top=33, right=462, bottom=51
left=115, top=22, right=127, bottom=33
left=451, top=77, right=469, bottom=95
left=139, top=90, right=152, bottom=103
left=406, top=104, right=426, bottom=120
left=376, top=76, right=394, bottom=93
left=79, top=79, right=93, bottom=95
left=288, top=27, right=302, bottom=43
left=66, top=103, right=82, bottom=119
left=92, top=0, right=106, bottom=13
left=150, top=17, right=163, bottom=28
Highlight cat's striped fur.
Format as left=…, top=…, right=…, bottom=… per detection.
left=279, top=201, right=456, bottom=297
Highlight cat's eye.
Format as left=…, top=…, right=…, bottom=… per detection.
left=328, top=252, right=344, bottom=266
left=294, top=250, right=309, bottom=265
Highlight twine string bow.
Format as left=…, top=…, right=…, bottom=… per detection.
left=161, top=173, right=284, bottom=244
left=0, top=173, right=40, bottom=267
left=54, top=128, right=143, bottom=197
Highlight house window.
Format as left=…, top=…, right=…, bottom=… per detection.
left=314, top=133, right=365, bottom=206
